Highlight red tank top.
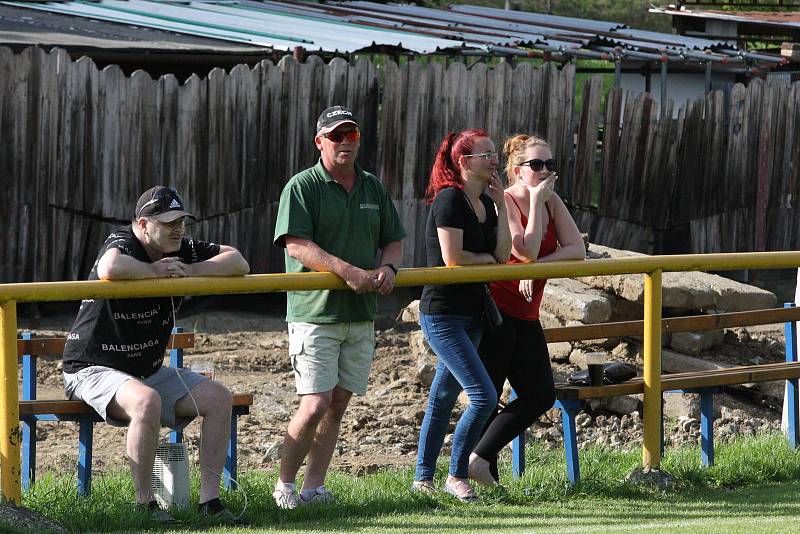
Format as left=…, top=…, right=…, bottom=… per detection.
left=490, top=192, right=558, bottom=321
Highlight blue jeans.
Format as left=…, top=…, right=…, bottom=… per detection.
left=415, top=312, right=498, bottom=480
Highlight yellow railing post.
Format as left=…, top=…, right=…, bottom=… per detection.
left=642, top=270, right=663, bottom=469
left=0, top=299, right=21, bottom=503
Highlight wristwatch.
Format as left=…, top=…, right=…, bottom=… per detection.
left=382, top=263, right=398, bottom=275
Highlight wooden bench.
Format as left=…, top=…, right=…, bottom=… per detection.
left=510, top=304, right=800, bottom=485
left=17, top=327, right=254, bottom=496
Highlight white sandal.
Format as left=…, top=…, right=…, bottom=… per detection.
left=273, top=482, right=300, bottom=510
left=411, top=480, right=437, bottom=495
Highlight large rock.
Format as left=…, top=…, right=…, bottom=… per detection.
left=599, top=394, right=641, bottom=415
left=409, top=330, right=436, bottom=386
left=568, top=349, right=589, bottom=368
left=669, top=329, right=725, bottom=355
left=397, top=299, right=421, bottom=325
left=661, top=348, right=734, bottom=374
left=541, top=278, right=613, bottom=324
left=548, top=342, right=572, bottom=362
left=663, top=392, right=701, bottom=419
left=583, top=244, right=776, bottom=312
left=539, top=309, right=563, bottom=329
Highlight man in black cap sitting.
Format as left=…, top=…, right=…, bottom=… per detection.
left=62, top=186, right=249, bottom=524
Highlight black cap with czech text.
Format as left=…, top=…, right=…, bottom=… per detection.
left=316, top=105, right=359, bottom=136
left=135, top=186, right=195, bottom=222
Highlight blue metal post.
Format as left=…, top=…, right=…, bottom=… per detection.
left=510, top=389, right=524, bottom=478
left=700, top=389, right=714, bottom=467
left=169, top=326, right=184, bottom=444
left=224, top=414, right=238, bottom=490
left=785, top=303, right=799, bottom=448
left=21, top=332, right=35, bottom=491
left=557, top=399, right=581, bottom=485
left=77, top=417, right=93, bottom=495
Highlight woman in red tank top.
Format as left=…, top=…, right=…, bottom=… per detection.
left=468, top=134, right=585, bottom=485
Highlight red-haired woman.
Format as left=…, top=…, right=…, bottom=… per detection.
left=469, top=134, right=585, bottom=484
left=412, top=129, right=512, bottom=500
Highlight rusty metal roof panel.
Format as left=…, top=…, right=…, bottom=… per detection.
left=650, top=7, right=800, bottom=29
left=2, top=0, right=472, bottom=53
left=449, top=3, right=734, bottom=50
left=336, top=1, right=593, bottom=43
left=244, top=0, right=556, bottom=48
left=449, top=3, right=626, bottom=34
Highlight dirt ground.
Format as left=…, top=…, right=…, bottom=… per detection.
left=21, top=304, right=431, bottom=478
left=18, top=300, right=787, bottom=481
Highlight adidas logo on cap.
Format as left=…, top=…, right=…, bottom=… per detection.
left=169, top=199, right=181, bottom=209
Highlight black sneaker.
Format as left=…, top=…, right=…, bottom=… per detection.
left=136, top=500, right=182, bottom=525
left=199, top=498, right=247, bottom=526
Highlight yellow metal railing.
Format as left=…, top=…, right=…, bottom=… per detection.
left=2, top=250, right=800, bottom=502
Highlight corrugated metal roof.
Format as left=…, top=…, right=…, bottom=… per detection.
left=0, top=3, right=263, bottom=53
left=450, top=4, right=625, bottom=34
left=650, top=7, right=800, bottom=30
left=1, top=0, right=782, bottom=65
left=3, top=0, right=471, bottom=54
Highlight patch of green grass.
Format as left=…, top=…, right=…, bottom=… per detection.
left=13, top=432, right=800, bottom=532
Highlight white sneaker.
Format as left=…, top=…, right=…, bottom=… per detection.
left=273, top=482, right=300, bottom=510
left=299, top=485, right=335, bottom=505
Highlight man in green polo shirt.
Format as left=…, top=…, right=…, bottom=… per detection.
left=272, top=105, right=405, bottom=509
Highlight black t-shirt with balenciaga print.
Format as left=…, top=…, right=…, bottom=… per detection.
left=62, top=225, right=219, bottom=378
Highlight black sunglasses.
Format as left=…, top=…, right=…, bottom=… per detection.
left=518, top=158, right=557, bottom=172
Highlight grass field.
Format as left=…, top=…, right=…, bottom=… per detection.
left=11, top=432, right=800, bottom=533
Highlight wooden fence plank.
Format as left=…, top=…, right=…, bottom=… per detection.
left=573, top=75, right=602, bottom=207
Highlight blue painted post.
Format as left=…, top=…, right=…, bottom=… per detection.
left=785, top=303, right=799, bottom=448
left=557, top=399, right=581, bottom=485
left=700, top=389, right=714, bottom=467
left=21, top=332, right=35, bottom=491
left=169, top=326, right=184, bottom=444
left=510, top=389, right=524, bottom=478
left=224, top=414, right=237, bottom=490
left=77, top=417, right=93, bottom=495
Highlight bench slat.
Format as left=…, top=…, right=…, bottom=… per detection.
left=19, top=393, right=254, bottom=416
left=17, top=333, right=195, bottom=356
left=544, top=306, right=800, bottom=343
left=555, top=361, right=800, bottom=400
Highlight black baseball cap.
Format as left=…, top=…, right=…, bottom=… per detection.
left=135, top=186, right=194, bottom=222
left=316, top=105, right=359, bottom=136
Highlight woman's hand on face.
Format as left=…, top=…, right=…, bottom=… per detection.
left=487, top=173, right=505, bottom=207
left=527, top=173, right=558, bottom=204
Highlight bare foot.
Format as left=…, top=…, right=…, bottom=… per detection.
left=468, top=453, right=498, bottom=487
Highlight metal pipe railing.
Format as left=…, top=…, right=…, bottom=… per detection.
left=2, top=250, right=800, bottom=502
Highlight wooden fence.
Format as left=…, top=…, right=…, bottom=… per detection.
left=0, top=46, right=574, bottom=282
left=1, top=45, right=799, bottom=284
left=572, top=77, right=800, bottom=254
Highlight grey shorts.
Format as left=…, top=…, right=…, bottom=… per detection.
left=63, top=365, right=207, bottom=429
left=288, top=321, right=375, bottom=395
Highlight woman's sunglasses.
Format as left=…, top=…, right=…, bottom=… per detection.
left=463, top=151, right=498, bottom=161
left=518, top=158, right=557, bottom=172
left=322, top=129, right=361, bottom=143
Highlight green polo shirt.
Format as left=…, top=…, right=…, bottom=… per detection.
left=273, top=160, right=406, bottom=323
